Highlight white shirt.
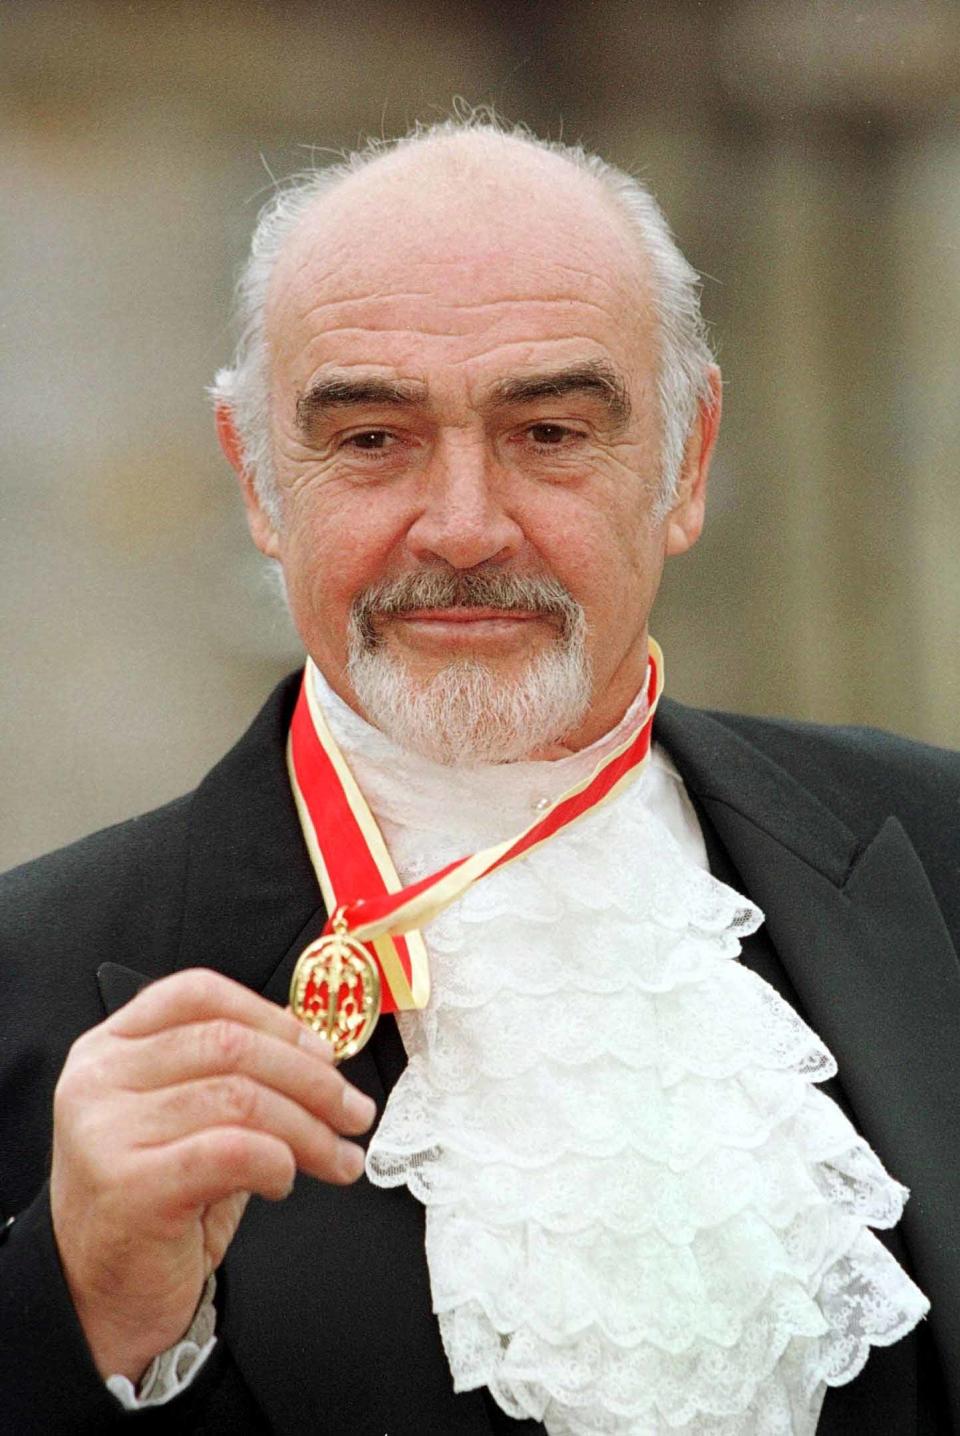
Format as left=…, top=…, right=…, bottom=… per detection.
left=320, top=673, right=928, bottom=1435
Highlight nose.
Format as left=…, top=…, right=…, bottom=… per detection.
left=405, top=432, right=524, bottom=570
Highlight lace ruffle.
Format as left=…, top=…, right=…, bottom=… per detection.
left=365, top=786, right=928, bottom=1435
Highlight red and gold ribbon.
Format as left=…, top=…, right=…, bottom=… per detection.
left=287, top=640, right=663, bottom=1032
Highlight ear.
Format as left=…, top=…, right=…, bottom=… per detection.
left=215, top=401, right=281, bottom=560
left=664, top=365, right=721, bottom=558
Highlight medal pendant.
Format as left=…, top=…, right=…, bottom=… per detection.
left=289, top=910, right=381, bottom=1064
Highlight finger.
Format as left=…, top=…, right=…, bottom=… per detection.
left=109, top=968, right=309, bottom=1048
left=144, top=1125, right=365, bottom=1215
left=129, top=1074, right=370, bottom=1177
left=101, top=1021, right=373, bottom=1135
left=146, top=1127, right=298, bottom=1211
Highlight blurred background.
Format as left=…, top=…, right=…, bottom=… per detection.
left=2, top=0, right=958, bottom=869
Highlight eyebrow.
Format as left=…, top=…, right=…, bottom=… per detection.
left=296, top=373, right=428, bottom=430
left=295, top=359, right=632, bottom=431
left=486, top=361, right=632, bottom=426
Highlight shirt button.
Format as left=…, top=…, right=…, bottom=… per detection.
left=534, top=796, right=551, bottom=813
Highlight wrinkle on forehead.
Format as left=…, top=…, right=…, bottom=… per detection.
left=265, top=134, right=656, bottom=361
left=293, top=292, right=634, bottom=342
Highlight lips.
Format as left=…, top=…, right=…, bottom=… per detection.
left=395, top=607, right=540, bottom=623
left=380, top=607, right=552, bottom=649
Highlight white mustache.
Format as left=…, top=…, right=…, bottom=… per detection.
left=351, top=568, right=583, bottom=645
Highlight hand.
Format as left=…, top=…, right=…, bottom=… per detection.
left=49, top=968, right=376, bottom=1384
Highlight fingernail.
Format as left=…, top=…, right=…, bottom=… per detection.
left=342, top=1085, right=377, bottom=1127
left=338, top=1140, right=366, bottom=1181
left=298, top=1027, right=334, bottom=1060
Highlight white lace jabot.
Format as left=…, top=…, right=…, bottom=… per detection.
left=314, top=670, right=929, bottom=1436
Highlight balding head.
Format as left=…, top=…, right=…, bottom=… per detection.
left=212, top=118, right=713, bottom=527
left=268, top=128, right=652, bottom=329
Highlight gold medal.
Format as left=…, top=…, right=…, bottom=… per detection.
left=290, top=909, right=381, bottom=1064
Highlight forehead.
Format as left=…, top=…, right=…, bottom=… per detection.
left=265, top=139, right=658, bottom=394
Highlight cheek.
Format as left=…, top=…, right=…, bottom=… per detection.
left=278, top=482, right=410, bottom=624
left=523, top=486, right=654, bottom=612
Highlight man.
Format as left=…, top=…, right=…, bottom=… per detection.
left=0, top=119, right=957, bottom=1435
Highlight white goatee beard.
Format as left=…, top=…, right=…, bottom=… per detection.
left=344, top=572, right=592, bottom=767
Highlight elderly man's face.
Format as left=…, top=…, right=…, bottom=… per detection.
left=222, top=140, right=718, bottom=757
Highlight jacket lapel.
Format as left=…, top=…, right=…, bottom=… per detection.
left=655, top=698, right=960, bottom=1429
left=164, top=675, right=498, bottom=1434
left=174, top=675, right=319, bottom=993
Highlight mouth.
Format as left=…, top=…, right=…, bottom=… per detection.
left=396, top=607, right=542, bottom=624
left=349, top=567, right=584, bottom=654
left=383, top=607, right=553, bottom=648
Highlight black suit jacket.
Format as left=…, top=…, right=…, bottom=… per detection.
left=0, top=676, right=958, bottom=1434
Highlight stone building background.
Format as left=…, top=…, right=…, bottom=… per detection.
left=2, top=0, right=958, bottom=868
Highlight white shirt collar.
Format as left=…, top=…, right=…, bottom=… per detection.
left=310, top=664, right=708, bottom=867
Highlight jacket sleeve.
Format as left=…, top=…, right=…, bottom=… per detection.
left=0, top=1181, right=136, bottom=1433
left=0, top=1183, right=262, bottom=1433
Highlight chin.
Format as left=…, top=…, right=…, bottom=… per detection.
left=346, top=642, right=592, bottom=767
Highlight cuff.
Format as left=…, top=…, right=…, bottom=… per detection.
left=106, top=1274, right=217, bottom=1410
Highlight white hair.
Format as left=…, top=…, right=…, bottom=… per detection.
left=211, top=115, right=715, bottom=527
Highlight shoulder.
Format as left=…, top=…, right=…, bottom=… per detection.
left=0, top=668, right=304, bottom=955
left=0, top=793, right=194, bottom=985
left=698, top=710, right=960, bottom=938
left=0, top=789, right=192, bottom=911
left=0, top=667, right=304, bottom=979
left=0, top=791, right=191, bottom=895
left=702, top=710, right=960, bottom=838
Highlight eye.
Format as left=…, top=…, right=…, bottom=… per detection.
left=343, top=429, right=394, bottom=451
left=521, top=422, right=589, bottom=452
left=528, top=423, right=572, bottom=445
